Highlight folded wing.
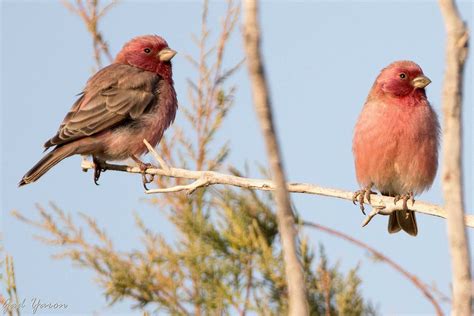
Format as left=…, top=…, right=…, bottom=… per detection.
left=44, top=64, right=160, bottom=149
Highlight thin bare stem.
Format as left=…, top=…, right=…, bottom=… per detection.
left=61, top=0, right=115, bottom=69
left=5, top=255, right=20, bottom=316
left=438, top=0, right=472, bottom=314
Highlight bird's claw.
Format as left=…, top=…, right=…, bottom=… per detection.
left=94, top=170, right=101, bottom=185
left=393, top=192, right=415, bottom=210
left=92, top=157, right=107, bottom=185
left=131, top=155, right=157, bottom=190
left=137, top=162, right=156, bottom=190
left=352, top=188, right=375, bottom=215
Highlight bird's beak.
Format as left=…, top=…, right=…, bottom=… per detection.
left=158, top=48, right=177, bottom=62
left=412, top=75, right=431, bottom=88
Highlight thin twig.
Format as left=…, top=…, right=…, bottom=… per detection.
left=303, top=221, right=444, bottom=316
left=438, top=0, right=472, bottom=314
left=61, top=0, right=115, bottom=69
left=5, top=255, right=20, bottom=316
left=144, top=139, right=170, bottom=172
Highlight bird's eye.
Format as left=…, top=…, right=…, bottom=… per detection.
left=399, top=73, right=407, bottom=79
left=143, top=48, right=151, bottom=54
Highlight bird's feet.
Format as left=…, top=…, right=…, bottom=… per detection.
left=393, top=192, right=415, bottom=210
left=352, top=187, right=376, bottom=215
left=138, top=162, right=155, bottom=190
left=132, top=155, right=156, bottom=190
left=92, top=157, right=107, bottom=185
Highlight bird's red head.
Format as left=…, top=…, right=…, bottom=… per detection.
left=115, top=35, right=176, bottom=82
left=374, top=61, right=431, bottom=99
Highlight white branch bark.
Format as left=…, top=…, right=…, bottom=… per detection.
left=438, top=0, right=472, bottom=314
left=81, top=156, right=474, bottom=229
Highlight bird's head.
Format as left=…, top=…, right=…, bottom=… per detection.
left=374, top=61, right=431, bottom=98
left=115, top=35, right=176, bottom=82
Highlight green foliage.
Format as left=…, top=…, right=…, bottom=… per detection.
left=13, top=189, right=376, bottom=315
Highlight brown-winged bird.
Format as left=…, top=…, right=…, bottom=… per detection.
left=19, top=35, right=178, bottom=188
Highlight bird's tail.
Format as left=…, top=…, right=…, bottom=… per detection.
left=388, top=210, right=418, bottom=236
left=19, top=145, right=76, bottom=186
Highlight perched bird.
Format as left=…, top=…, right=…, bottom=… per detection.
left=19, top=35, right=178, bottom=188
left=352, top=61, right=439, bottom=236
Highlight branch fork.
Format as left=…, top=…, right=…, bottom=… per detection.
left=360, top=197, right=417, bottom=228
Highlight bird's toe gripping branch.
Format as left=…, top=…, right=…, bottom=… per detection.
left=352, top=187, right=376, bottom=215
left=131, top=155, right=157, bottom=190
left=92, top=157, right=107, bottom=185
left=139, top=163, right=156, bottom=191
left=393, top=192, right=415, bottom=211
left=360, top=192, right=415, bottom=227
left=142, top=139, right=212, bottom=195
left=352, top=187, right=415, bottom=227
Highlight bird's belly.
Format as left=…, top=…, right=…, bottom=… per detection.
left=372, top=154, right=435, bottom=195
left=105, top=129, right=159, bottom=160
left=354, top=105, right=438, bottom=196
left=96, top=115, right=168, bottom=161
left=364, top=135, right=437, bottom=195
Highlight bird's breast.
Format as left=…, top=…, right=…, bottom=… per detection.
left=130, top=80, right=178, bottom=154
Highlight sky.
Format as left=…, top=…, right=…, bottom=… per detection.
left=1, top=0, right=473, bottom=315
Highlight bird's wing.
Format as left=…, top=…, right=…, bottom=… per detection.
left=44, top=64, right=160, bottom=148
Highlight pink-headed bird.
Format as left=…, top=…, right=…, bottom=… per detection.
left=20, top=35, right=178, bottom=188
left=352, top=61, right=439, bottom=236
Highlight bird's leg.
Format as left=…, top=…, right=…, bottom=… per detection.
left=131, top=155, right=156, bottom=190
left=352, top=185, right=376, bottom=215
left=393, top=192, right=415, bottom=210
left=92, top=156, right=107, bottom=185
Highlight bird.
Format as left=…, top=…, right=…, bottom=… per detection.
left=19, top=35, right=178, bottom=188
left=352, top=60, right=439, bottom=236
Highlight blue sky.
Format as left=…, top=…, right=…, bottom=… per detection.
left=1, top=0, right=472, bottom=314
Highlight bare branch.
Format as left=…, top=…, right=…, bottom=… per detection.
left=303, top=221, right=444, bottom=316
left=80, top=154, right=474, bottom=228
left=147, top=177, right=209, bottom=195
left=144, top=139, right=170, bottom=172
left=242, top=1, right=309, bottom=314
left=438, top=0, right=472, bottom=314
